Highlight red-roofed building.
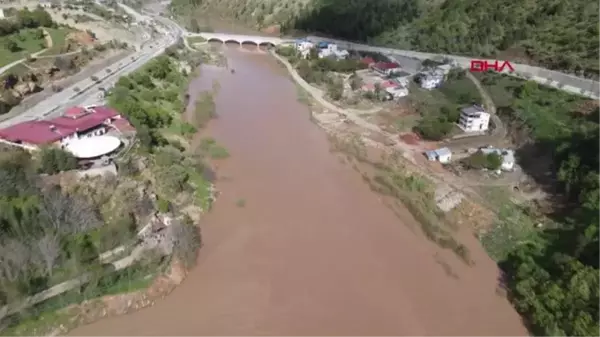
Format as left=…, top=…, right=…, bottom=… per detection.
left=63, top=106, right=86, bottom=118
left=371, top=61, right=401, bottom=76
left=0, top=120, right=75, bottom=146
left=0, top=106, right=133, bottom=148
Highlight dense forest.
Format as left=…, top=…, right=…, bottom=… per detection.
left=286, top=0, right=599, bottom=78
left=473, top=74, right=599, bottom=336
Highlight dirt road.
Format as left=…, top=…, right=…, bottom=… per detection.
left=70, top=46, right=527, bottom=336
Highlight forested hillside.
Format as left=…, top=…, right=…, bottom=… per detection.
left=289, top=0, right=599, bottom=78
left=170, top=0, right=599, bottom=77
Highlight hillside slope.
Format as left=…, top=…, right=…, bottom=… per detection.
left=169, top=0, right=599, bottom=78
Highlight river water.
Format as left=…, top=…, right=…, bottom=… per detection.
left=70, top=46, right=527, bottom=335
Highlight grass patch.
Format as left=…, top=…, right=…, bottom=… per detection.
left=478, top=186, right=544, bottom=261
left=479, top=202, right=542, bottom=261
left=193, top=91, right=216, bottom=127
left=1, top=309, right=71, bottom=336
left=199, top=137, right=229, bottom=159
left=166, top=118, right=197, bottom=139
left=3, top=62, right=30, bottom=76
left=38, top=27, right=74, bottom=56
left=476, top=72, right=590, bottom=140
left=187, top=169, right=212, bottom=211
left=236, top=198, right=246, bottom=207
left=0, top=29, right=48, bottom=67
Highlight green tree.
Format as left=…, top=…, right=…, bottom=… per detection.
left=349, top=72, right=363, bottom=90
left=326, top=77, right=343, bottom=100
left=5, top=38, right=20, bottom=52
left=296, top=59, right=313, bottom=81
left=38, top=147, right=78, bottom=174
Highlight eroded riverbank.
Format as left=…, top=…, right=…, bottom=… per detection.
left=70, top=46, right=527, bottom=336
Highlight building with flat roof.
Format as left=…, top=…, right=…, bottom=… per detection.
left=458, top=105, right=490, bottom=132
left=66, top=135, right=122, bottom=159
left=0, top=106, right=133, bottom=148
left=425, top=147, right=452, bottom=163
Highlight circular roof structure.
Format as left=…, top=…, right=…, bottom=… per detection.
left=66, top=136, right=121, bottom=159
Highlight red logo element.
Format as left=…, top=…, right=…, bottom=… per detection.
left=470, top=60, right=515, bottom=73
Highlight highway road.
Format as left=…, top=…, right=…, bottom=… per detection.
left=0, top=3, right=183, bottom=129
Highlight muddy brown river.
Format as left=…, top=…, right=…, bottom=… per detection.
left=70, top=46, right=528, bottom=335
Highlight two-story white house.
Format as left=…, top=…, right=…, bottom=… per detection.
left=458, top=105, right=490, bottom=132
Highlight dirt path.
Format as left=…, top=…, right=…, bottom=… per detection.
left=70, top=47, right=527, bottom=336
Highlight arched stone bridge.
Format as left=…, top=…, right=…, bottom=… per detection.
left=185, top=32, right=290, bottom=47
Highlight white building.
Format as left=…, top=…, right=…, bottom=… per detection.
left=318, top=44, right=349, bottom=59
left=295, top=41, right=314, bottom=52
left=480, top=147, right=515, bottom=171
left=419, top=72, right=444, bottom=90
left=425, top=147, right=452, bottom=164
left=295, top=40, right=315, bottom=59
left=385, top=86, right=409, bottom=98
left=458, top=105, right=490, bottom=132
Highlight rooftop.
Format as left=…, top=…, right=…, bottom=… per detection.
left=50, top=106, right=119, bottom=132
left=461, top=105, right=487, bottom=116
left=372, top=62, right=400, bottom=70
left=0, top=106, right=122, bottom=145
left=0, top=120, right=74, bottom=144
left=66, top=135, right=122, bottom=159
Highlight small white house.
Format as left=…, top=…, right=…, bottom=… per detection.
left=385, top=86, right=409, bottom=98
left=425, top=147, right=452, bottom=164
left=295, top=41, right=314, bottom=53
left=480, top=147, right=515, bottom=171
left=458, top=105, right=490, bottom=132
left=419, top=72, right=443, bottom=90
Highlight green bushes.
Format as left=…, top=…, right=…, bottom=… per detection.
left=463, top=151, right=502, bottom=170
left=38, top=147, right=78, bottom=174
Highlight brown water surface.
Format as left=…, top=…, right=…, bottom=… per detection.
left=70, top=46, right=528, bottom=336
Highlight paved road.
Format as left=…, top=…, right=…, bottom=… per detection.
left=0, top=4, right=183, bottom=129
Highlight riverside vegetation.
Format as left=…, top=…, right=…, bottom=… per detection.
left=0, top=44, right=218, bottom=336
left=474, top=72, right=599, bottom=336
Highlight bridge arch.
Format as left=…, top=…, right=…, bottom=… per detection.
left=241, top=40, right=259, bottom=46
left=224, top=39, right=241, bottom=45
left=206, top=37, right=223, bottom=43
left=258, top=41, right=275, bottom=48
